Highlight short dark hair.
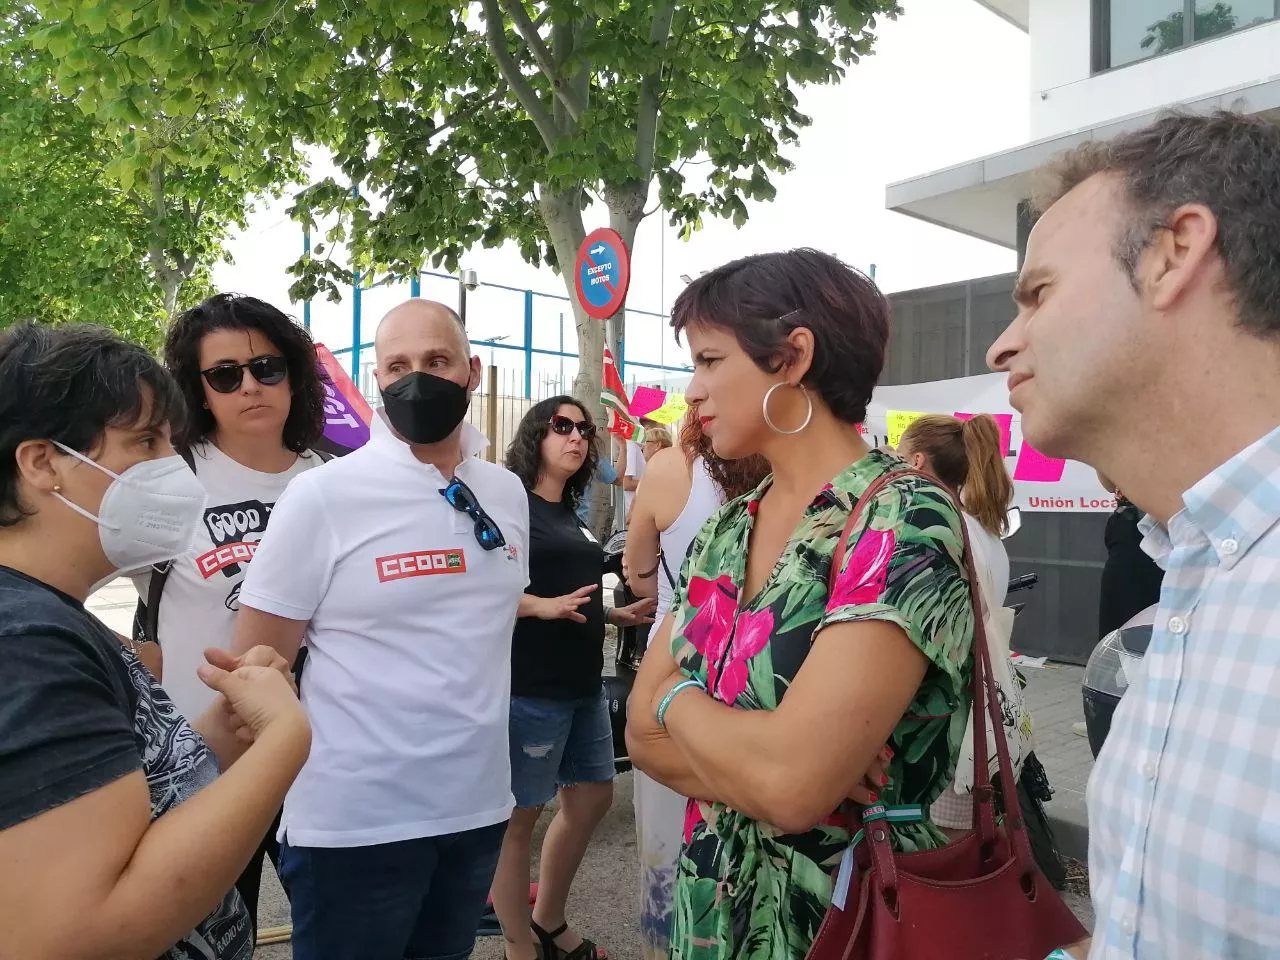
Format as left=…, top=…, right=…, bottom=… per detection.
left=164, top=294, right=326, bottom=453
left=1033, top=110, right=1280, bottom=337
left=0, top=323, right=185, bottom=527
left=504, top=395, right=600, bottom=510
left=671, top=249, right=889, bottom=425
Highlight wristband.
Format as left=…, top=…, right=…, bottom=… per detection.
left=1045, top=950, right=1074, bottom=960
left=657, top=678, right=703, bottom=729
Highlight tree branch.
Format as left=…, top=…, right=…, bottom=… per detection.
left=634, top=2, right=677, bottom=181
left=481, top=0, right=560, bottom=151
left=570, top=16, right=593, bottom=116
left=501, top=0, right=585, bottom=121
left=96, top=23, right=159, bottom=56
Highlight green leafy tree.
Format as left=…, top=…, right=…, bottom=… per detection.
left=0, top=63, right=165, bottom=343
left=39, top=0, right=899, bottom=408
left=1, top=0, right=304, bottom=340
left=282, top=0, right=901, bottom=410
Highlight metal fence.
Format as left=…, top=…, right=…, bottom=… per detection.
left=309, top=268, right=693, bottom=405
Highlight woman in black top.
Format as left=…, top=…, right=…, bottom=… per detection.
left=1097, top=472, right=1164, bottom=638
left=495, top=396, right=654, bottom=960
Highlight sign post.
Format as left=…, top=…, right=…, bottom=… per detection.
left=574, top=228, right=631, bottom=321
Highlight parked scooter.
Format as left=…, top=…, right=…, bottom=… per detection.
left=1081, top=603, right=1157, bottom=758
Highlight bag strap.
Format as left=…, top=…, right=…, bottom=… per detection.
left=133, top=450, right=198, bottom=645
left=830, top=467, right=1036, bottom=893
left=659, top=551, right=677, bottom=590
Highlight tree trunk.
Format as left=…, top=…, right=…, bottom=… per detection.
left=537, top=184, right=595, bottom=410
left=159, top=273, right=182, bottom=319
left=604, top=179, right=649, bottom=386
left=538, top=183, right=617, bottom=534
left=600, top=179, right=650, bottom=534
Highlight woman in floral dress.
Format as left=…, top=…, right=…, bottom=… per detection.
left=626, top=249, right=976, bottom=960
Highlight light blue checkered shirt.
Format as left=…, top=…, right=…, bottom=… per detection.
left=1087, top=425, right=1280, bottom=959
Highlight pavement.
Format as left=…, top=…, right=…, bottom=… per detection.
left=1020, top=662, right=1095, bottom=865
left=84, top=580, right=1096, bottom=957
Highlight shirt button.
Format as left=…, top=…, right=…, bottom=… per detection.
left=1142, top=759, right=1157, bottom=779
left=1167, top=615, right=1187, bottom=635
left=1221, top=538, right=1239, bottom=557
left=1120, top=913, right=1136, bottom=935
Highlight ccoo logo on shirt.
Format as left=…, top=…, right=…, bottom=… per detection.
left=375, top=549, right=468, bottom=583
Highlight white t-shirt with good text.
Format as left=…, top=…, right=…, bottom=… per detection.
left=239, top=416, right=530, bottom=847
left=132, top=442, right=323, bottom=720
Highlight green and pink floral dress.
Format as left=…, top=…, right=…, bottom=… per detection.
left=667, top=451, right=976, bottom=960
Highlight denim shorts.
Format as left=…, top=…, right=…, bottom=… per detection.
left=509, top=692, right=616, bottom=808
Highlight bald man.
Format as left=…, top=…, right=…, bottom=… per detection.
left=231, top=299, right=531, bottom=960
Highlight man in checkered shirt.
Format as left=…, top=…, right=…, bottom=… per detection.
left=988, top=111, right=1280, bottom=959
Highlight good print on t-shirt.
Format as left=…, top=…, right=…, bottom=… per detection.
left=196, top=498, right=277, bottom=583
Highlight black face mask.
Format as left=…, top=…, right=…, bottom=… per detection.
left=380, top=371, right=471, bottom=445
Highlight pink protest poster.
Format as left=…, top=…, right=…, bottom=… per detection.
left=1013, top=441, right=1066, bottom=483
left=629, top=385, right=667, bottom=419
left=954, top=411, right=1013, bottom=458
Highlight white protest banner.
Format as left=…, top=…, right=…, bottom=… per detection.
left=865, top=373, right=1115, bottom=513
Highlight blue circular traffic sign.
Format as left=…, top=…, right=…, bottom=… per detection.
left=574, top=228, right=631, bottom=320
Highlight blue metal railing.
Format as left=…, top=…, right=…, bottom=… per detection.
left=314, top=268, right=692, bottom=399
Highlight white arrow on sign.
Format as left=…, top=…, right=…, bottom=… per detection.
left=589, top=244, right=606, bottom=255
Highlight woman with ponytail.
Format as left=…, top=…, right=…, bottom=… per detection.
left=898, top=414, right=1014, bottom=610
left=898, top=413, right=1023, bottom=834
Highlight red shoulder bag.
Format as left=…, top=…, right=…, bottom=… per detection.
left=805, top=468, right=1087, bottom=960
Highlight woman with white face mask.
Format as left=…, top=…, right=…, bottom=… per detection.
left=0, top=323, right=311, bottom=960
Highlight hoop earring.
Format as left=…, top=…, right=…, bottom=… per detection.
left=762, top=382, right=813, bottom=435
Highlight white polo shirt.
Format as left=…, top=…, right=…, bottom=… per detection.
left=239, top=415, right=529, bottom=847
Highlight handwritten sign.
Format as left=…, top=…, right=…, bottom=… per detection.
left=647, top=393, right=689, bottom=426
left=628, top=385, right=667, bottom=419
left=886, top=410, right=927, bottom=449
left=1013, top=441, right=1066, bottom=483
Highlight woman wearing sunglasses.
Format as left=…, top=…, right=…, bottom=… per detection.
left=495, top=397, right=655, bottom=960
left=134, top=293, right=327, bottom=930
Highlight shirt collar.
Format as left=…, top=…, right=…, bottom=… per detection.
left=1149, top=423, right=1280, bottom=570
left=1138, top=513, right=1172, bottom=569
left=369, top=408, right=490, bottom=466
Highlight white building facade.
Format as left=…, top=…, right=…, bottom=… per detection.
left=888, top=0, right=1280, bottom=254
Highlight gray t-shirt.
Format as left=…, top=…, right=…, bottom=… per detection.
left=0, top=565, right=253, bottom=959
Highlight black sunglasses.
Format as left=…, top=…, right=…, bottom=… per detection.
left=201, top=355, right=289, bottom=394
left=439, top=477, right=506, bottom=551
left=549, top=414, right=596, bottom=440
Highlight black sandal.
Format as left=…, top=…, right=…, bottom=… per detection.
left=531, top=920, right=607, bottom=960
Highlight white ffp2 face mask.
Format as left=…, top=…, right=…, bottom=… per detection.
left=52, top=442, right=208, bottom=573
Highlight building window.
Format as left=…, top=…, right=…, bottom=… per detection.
left=1093, top=0, right=1280, bottom=71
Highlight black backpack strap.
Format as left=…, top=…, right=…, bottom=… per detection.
left=133, top=450, right=197, bottom=646
left=314, top=449, right=334, bottom=462
left=132, top=561, right=174, bottom=646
